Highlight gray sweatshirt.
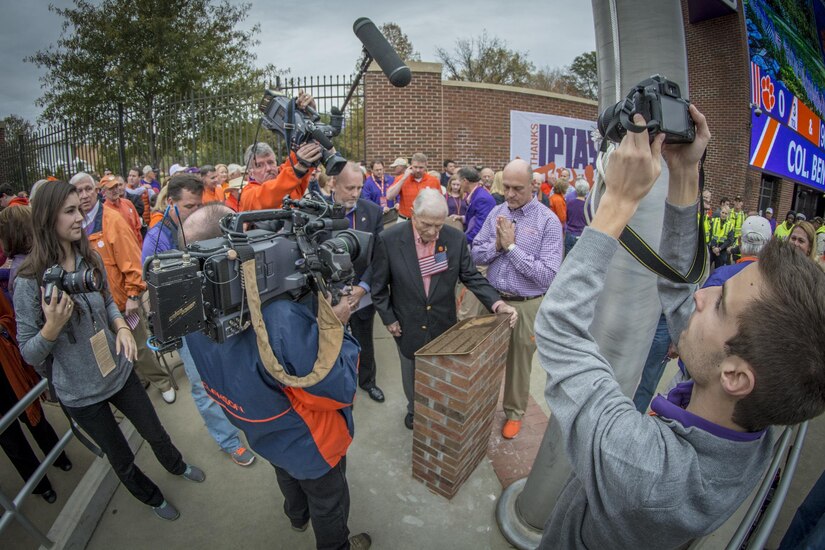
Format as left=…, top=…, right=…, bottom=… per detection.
left=14, top=257, right=132, bottom=408
left=535, top=200, right=774, bottom=549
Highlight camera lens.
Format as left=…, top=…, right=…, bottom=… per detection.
left=597, top=101, right=625, bottom=143
left=62, top=267, right=104, bottom=294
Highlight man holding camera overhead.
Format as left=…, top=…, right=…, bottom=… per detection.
left=239, top=92, right=325, bottom=212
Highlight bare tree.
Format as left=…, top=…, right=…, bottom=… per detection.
left=436, top=31, right=534, bottom=86
left=380, top=22, right=421, bottom=62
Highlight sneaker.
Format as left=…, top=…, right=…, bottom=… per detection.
left=230, top=447, right=256, bottom=467
left=153, top=499, right=180, bottom=521
left=502, top=419, right=522, bottom=439
left=181, top=464, right=205, bottom=482
left=349, top=532, right=372, bottom=549
left=290, top=520, right=310, bottom=532
left=161, top=388, right=176, bottom=404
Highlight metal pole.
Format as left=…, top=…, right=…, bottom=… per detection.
left=496, top=1, right=690, bottom=547
left=190, top=90, right=197, bottom=166
left=117, top=102, right=127, bottom=176
left=18, top=133, right=28, bottom=188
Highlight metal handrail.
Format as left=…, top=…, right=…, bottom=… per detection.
left=0, top=378, right=73, bottom=548
left=722, top=422, right=808, bottom=549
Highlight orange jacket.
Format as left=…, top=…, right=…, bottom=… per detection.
left=104, top=199, right=142, bottom=245
left=396, top=173, right=442, bottom=218
left=149, top=211, right=164, bottom=228
left=87, top=207, right=146, bottom=312
left=225, top=193, right=240, bottom=212
left=549, top=192, right=567, bottom=227
left=239, top=155, right=312, bottom=211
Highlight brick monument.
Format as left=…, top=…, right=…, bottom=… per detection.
left=412, top=314, right=511, bottom=499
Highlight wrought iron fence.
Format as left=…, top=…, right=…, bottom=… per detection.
left=0, top=74, right=365, bottom=192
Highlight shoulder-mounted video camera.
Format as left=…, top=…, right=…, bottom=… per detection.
left=258, top=89, right=347, bottom=175
left=598, top=74, right=695, bottom=144
left=144, top=197, right=372, bottom=351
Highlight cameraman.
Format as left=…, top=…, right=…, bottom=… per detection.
left=533, top=106, right=825, bottom=549
left=180, top=204, right=372, bottom=549
left=240, top=92, right=324, bottom=212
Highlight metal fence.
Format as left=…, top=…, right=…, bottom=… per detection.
left=0, top=74, right=365, bottom=192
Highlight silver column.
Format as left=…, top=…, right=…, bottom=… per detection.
left=496, top=1, right=689, bottom=547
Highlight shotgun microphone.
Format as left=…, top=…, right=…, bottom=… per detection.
left=353, top=17, right=412, bottom=87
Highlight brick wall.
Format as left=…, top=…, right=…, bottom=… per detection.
left=365, top=61, right=598, bottom=172
left=412, top=314, right=511, bottom=499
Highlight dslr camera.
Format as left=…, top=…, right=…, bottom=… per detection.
left=258, top=89, right=347, bottom=175
left=144, top=197, right=373, bottom=350
left=598, top=74, right=695, bottom=144
left=43, top=264, right=103, bottom=304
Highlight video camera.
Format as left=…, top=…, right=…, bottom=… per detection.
left=144, top=197, right=373, bottom=351
left=258, top=89, right=347, bottom=175
left=598, top=74, right=695, bottom=144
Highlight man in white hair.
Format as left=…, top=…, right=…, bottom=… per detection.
left=372, top=188, right=518, bottom=430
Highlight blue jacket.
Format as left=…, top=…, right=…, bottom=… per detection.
left=141, top=219, right=178, bottom=264
left=186, top=299, right=359, bottom=480
left=465, top=186, right=496, bottom=245
left=362, top=175, right=395, bottom=208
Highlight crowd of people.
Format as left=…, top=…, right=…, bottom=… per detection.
left=1, top=97, right=825, bottom=550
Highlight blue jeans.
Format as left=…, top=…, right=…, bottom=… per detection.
left=179, top=339, right=243, bottom=453
left=564, top=232, right=580, bottom=256
left=632, top=314, right=671, bottom=413
left=779, top=469, right=825, bottom=550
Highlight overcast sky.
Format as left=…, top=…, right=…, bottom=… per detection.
left=0, top=0, right=595, bottom=124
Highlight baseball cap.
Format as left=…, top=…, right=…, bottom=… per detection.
left=142, top=165, right=154, bottom=175
left=227, top=175, right=246, bottom=189
left=169, top=164, right=188, bottom=176
left=796, top=213, right=807, bottom=221
left=765, top=207, right=774, bottom=214
left=98, top=174, right=119, bottom=189
left=740, top=216, right=772, bottom=246
left=389, top=157, right=408, bottom=168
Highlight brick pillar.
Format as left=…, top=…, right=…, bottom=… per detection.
left=364, top=61, right=444, bottom=165
left=412, top=314, right=511, bottom=499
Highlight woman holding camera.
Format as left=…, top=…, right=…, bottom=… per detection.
left=13, top=181, right=202, bottom=521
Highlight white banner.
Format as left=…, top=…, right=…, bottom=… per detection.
left=509, top=110, right=598, bottom=181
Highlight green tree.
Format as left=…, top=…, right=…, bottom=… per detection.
left=436, top=31, right=535, bottom=86
left=27, top=0, right=279, bottom=166
left=565, top=51, right=598, bottom=100
left=2, top=115, right=35, bottom=139
left=380, top=22, right=421, bottom=62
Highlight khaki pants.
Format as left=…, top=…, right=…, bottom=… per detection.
left=131, top=307, right=172, bottom=392
left=502, top=296, right=541, bottom=420
left=456, top=265, right=488, bottom=321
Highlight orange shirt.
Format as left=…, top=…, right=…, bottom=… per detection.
left=549, top=193, right=567, bottom=227
left=202, top=185, right=224, bottom=205
left=104, top=199, right=142, bottom=244
left=397, top=173, right=442, bottom=218
left=239, top=154, right=312, bottom=211
left=225, top=193, right=240, bottom=212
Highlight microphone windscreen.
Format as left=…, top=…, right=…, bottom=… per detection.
left=353, top=17, right=412, bottom=87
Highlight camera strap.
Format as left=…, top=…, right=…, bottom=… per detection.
left=587, top=150, right=708, bottom=285
left=238, top=258, right=344, bottom=388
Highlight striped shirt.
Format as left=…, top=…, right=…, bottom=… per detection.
left=471, top=198, right=563, bottom=297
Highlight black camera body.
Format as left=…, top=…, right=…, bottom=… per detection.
left=144, top=199, right=373, bottom=350
left=258, top=89, right=347, bottom=175
left=598, top=75, right=695, bottom=144
left=43, top=264, right=103, bottom=305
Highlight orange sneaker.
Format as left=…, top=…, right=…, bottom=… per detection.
left=502, top=420, right=522, bottom=439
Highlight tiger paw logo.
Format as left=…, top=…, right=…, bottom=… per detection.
left=761, top=76, right=775, bottom=111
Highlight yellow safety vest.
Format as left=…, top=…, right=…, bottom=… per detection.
left=774, top=222, right=794, bottom=240
left=710, top=217, right=734, bottom=246
left=730, top=210, right=745, bottom=240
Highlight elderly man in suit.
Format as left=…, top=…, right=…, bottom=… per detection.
left=372, top=189, right=518, bottom=429
left=330, top=162, right=387, bottom=403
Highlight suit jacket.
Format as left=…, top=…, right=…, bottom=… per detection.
left=350, top=198, right=383, bottom=321
left=371, top=222, right=500, bottom=358
left=465, top=186, right=496, bottom=245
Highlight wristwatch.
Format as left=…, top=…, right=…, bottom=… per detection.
left=506, top=243, right=516, bottom=252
